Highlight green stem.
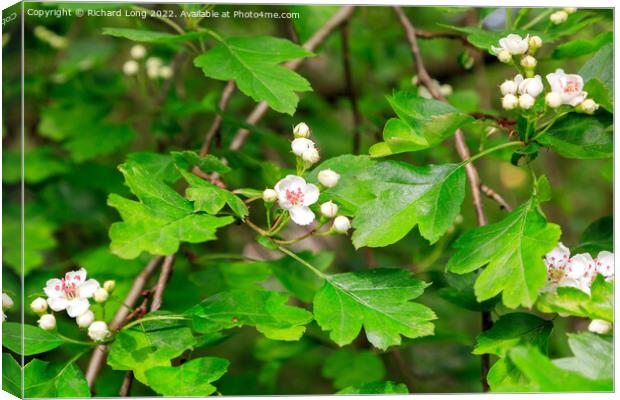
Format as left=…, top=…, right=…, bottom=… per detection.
left=122, top=315, right=190, bottom=331
left=55, top=333, right=98, bottom=347
left=463, top=141, right=524, bottom=165
left=277, top=246, right=326, bottom=279
left=269, top=212, right=290, bottom=236
left=530, top=112, right=569, bottom=142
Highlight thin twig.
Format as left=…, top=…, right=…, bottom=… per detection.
left=228, top=5, right=356, bottom=151
left=150, top=255, right=176, bottom=312
left=119, top=371, right=134, bottom=397
left=393, top=6, right=493, bottom=391
left=340, top=20, right=363, bottom=155
left=415, top=29, right=471, bottom=47
left=85, top=256, right=163, bottom=393
left=480, top=184, right=513, bottom=212
left=199, top=80, right=236, bottom=156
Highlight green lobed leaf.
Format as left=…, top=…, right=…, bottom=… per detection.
left=538, top=113, right=612, bottom=159
left=2, top=323, right=65, bottom=356
left=447, top=193, right=561, bottom=308
left=370, top=91, right=473, bottom=157
left=24, top=359, right=90, bottom=398
left=572, top=216, right=612, bottom=255
left=322, top=349, right=386, bottom=390
left=552, top=31, right=613, bottom=59
left=552, top=332, right=613, bottom=381
left=194, top=36, right=313, bottom=115
left=336, top=381, right=409, bottom=394
left=536, top=275, right=613, bottom=322
left=103, top=27, right=211, bottom=44
left=180, top=169, right=248, bottom=219
left=144, top=357, right=229, bottom=396
left=108, top=161, right=234, bottom=258
left=312, top=155, right=466, bottom=248
left=2, top=353, right=21, bottom=397
left=473, top=313, right=552, bottom=357
left=187, top=289, right=313, bottom=341
left=171, top=150, right=232, bottom=174
left=313, top=268, right=436, bottom=350
left=126, top=152, right=181, bottom=183
left=107, top=314, right=197, bottom=384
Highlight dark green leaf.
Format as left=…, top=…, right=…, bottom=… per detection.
left=144, top=357, right=229, bottom=396
left=572, top=216, right=612, bottom=255
left=336, top=381, right=409, bottom=394
left=583, top=79, right=613, bottom=113
left=473, top=313, right=552, bottom=357
left=171, top=150, right=232, bottom=174
left=322, top=349, right=386, bottom=390
left=103, top=27, right=211, bottom=44
left=552, top=31, right=613, bottom=59
left=194, top=36, right=313, bottom=115
left=270, top=251, right=334, bottom=302
left=539, top=113, right=612, bottom=159
left=579, top=43, right=613, bottom=92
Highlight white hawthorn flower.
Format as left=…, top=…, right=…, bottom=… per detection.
left=76, top=310, right=95, bottom=328
left=320, top=201, right=338, bottom=218
left=546, top=69, right=588, bottom=107
left=158, top=65, right=173, bottom=79
left=492, top=34, right=529, bottom=56
left=130, top=44, right=146, bottom=59
left=594, top=251, right=614, bottom=279
left=515, top=74, right=544, bottom=98
left=291, top=138, right=315, bottom=157
left=38, top=314, right=56, bottom=331
left=30, top=297, right=48, bottom=315
left=520, top=55, right=537, bottom=69
left=544, top=242, right=570, bottom=270
left=333, top=216, right=351, bottom=233
left=550, top=10, right=568, bottom=25
left=588, top=319, right=611, bottom=334
left=44, top=268, right=100, bottom=318
left=528, top=36, right=543, bottom=51
left=302, top=147, right=320, bottom=164
left=318, top=169, right=340, bottom=188
left=262, top=188, right=277, bottom=203
left=103, top=280, right=116, bottom=293
left=122, top=60, right=139, bottom=76
left=93, top=288, right=109, bottom=304
left=293, top=122, right=311, bottom=138
left=88, top=321, right=110, bottom=342
left=2, top=293, right=13, bottom=310
left=502, top=94, right=519, bottom=110
left=274, top=175, right=320, bottom=226
left=565, top=253, right=594, bottom=280
left=577, top=99, right=599, bottom=114
left=518, top=94, right=535, bottom=109
left=500, top=80, right=517, bottom=96
left=545, top=92, right=562, bottom=108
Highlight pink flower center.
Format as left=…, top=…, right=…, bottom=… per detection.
left=563, top=79, right=581, bottom=94
left=285, top=187, right=304, bottom=206
left=56, top=274, right=81, bottom=299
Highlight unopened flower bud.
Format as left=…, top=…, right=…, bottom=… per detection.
left=520, top=55, right=537, bottom=69
left=528, top=36, right=542, bottom=51
left=130, top=44, right=146, bottom=59
left=38, top=314, right=56, bottom=331
left=302, top=147, right=320, bottom=164
left=103, top=280, right=116, bottom=293
left=88, top=321, right=110, bottom=341
left=30, top=297, right=48, bottom=315
left=291, top=138, right=315, bottom=157
left=497, top=49, right=512, bottom=63
left=158, top=65, right=173, bottom=79
left=588, top=319, right=611, bottom=334
left=293, top=122, right=311, bottom=138
left=500, top=80, right=517, bottom=96
left=333, top=216, right=351, bottom=234
left=577, top=98, right=599, bottom=114
left=550, top=11, right=568, bottom=25
left=262, top=188, right=277, bottom=203
left=318, top=169, right=340, bottom=188
left=501, top=94, right=519, bottom=110
left=320, top=201, right=338, bottom=218
left=564, top=7, right=577, bottom=14
left=518, top=94, right=535, bottom=109
left=123, top=60, right=139, bottom=76
left=76, top=310, right=95, bottom=328
left=93, top=288, right=109, bottom=303
left=2, top=293, right=13, bottom=310
left=545, top=92, right=562, bottom=108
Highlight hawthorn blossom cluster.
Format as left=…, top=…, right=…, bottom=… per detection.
left=122, top=44, right=173, bottom=79
left=31, top=268, right=114, bottom=341
left=550, top=7, right=577, bottom=26
left=494, top=34, right=599, bottom=114
left=2, top=292, right=14, bottom=322
left=543, top=242, right=613, bottom=296
left=262, top=123, right=351, bottom=233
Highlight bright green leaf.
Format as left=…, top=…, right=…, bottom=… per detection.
left=24, top=359, right=90, bottom=398
left=194, top=36, right=313, bottom=115
left=552, top=31, right=613, bottom=59
left=2, top=353, right=21, bottom=397
left=2, top=323, right=65, bottom=356
left=447, top=196, right=561, bottom=308
left=313, top=268, right=435, bottom=350
left=171, top=150, right=232, bottom=175
left=126, top=152, right=181, bottom=183
left=180, top=169, right=248, bottom=218
left=144, top=357, right=229, bottom=396
left=108, top=161, right=234, bottom=258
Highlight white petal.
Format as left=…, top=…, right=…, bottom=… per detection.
left=275, top=175, right=306, bottom=195
left=302, top=183, right=320, bottom=206
left=47, top=296, right=69, bottom=312
left=78, top=279, right=100, bottom=298
left=289, top=206, right=315, bottom=226
left=66, top=298, right=90, bottom=318
left=44, top=279, right=64, bottom=299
